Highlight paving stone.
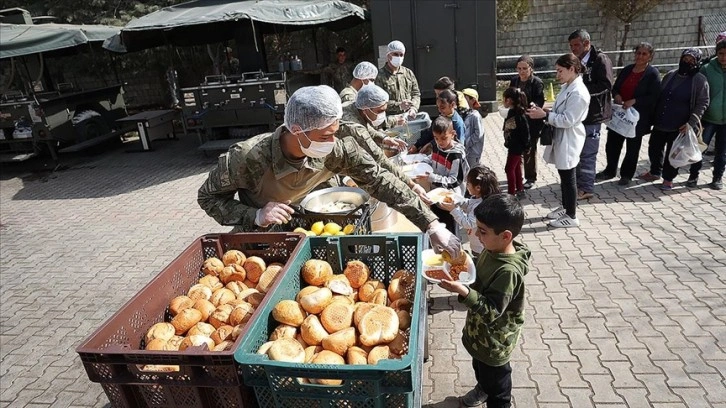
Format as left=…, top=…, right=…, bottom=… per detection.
left=531, top=374, right=568, bottom=403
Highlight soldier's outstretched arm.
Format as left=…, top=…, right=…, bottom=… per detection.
left=197, top=153, right=258, bottom=228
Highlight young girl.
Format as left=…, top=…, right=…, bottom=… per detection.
left=438, top=165, right=501, bottom=258
left=417, top=115, right=469, bottom=233
left=502, top=87, right=530, bottom=196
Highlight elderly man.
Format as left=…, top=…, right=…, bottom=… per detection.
left=339, top=61, right=379, bottom=105
left=198, top=85, right=460, bottom=255
left=375, top=40, right=423, bottom=120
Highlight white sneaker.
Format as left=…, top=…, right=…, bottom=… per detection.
left=546, top=207, right=566, bottom=219
left=549, top=214, right=580, bottom=228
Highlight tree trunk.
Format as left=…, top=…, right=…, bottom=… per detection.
left=618, top=22, right=631, bottom=67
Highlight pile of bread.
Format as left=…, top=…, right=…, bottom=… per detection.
left=143, top=249, right=283, bottom=356
left=256, top=258, right=416, bottom=385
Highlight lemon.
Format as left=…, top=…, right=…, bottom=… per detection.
left=305, top=231, right=317, bottom=237
left=293, top=227, right=307, bottom=234
left=310, top=221, right=325, bottom=236
left=334, top=231, right=346, bottom=236
left=319, top=232, right=333, bottom=237
left=342, top=224, right=355, bottom=235
left=323, top=222, right=342, bottom=235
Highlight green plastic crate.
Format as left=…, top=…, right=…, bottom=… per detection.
left=234, top=234, right=423, bottom=408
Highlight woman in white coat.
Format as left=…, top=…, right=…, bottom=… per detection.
left=526, top=53, right=590, bottom=228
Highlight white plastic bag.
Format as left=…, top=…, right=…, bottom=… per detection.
left=668, top=125, right=702, bottom=168
left=606, top=105, right=639, bottom=138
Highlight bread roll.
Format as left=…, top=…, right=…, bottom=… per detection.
left=369, top=288, right=388, bottom=305
left=188, top=322, right=216, bottom=337
left=242, top=279, right=256, bottom=289
left=358, top=280, right=385, bottom=302
left=229, top=302, right=255, bottom=326
left=169, top=295, right=195, bottom=316
left=198, top=275, right=223, bottom=291
left=171, top=308, right=203, bottom=335
left=272, top=300, right=306, bottom=327
left=257, top=340, right=275, bottom=355
left=145, top=338, right=170, bottom=351
left=208, top=304, right=235, bottom=328
left=187, top=284, right=213, bottom=301
left=299, top=287, right=333, bottom=314
left=397, top=310, right=411, bottom=330
left=226, top=298, right=251, bottom=309
left=321, top=327, right=356, bottom=356
left=226, top=281, right=248, bottom=295
left=219, top=264, right=246, bottom=284
left=222, top=249, right=246, bottom=266
left=231, top=325, right=244, bottom=341
left=166, top=335, right=185, bottom=351
left=193, top=299, right=216, bottom=322
left=268, top=338, right=306, bottom=363
left=325, top=275, right=353, bottom=296
left=320, top=302, right=354, bottom=334
left=346, top=346, right=368, bottom=365
left=300, top=315, right=328, bottom=346
left=388, top=331, right=408, bottom=356
left=304, top=345, right=323, bottom=363
left=388, top=270, right=415, bottom=301
left=179, top=335, right=214, bottom=351
left=246, top=292, right=264, bottom=308
left=269, top=324, right=297, bottom=341
left=367, top=345, right=390, bottom=364
left=330, top=295, right=355, bottom=306
left=343, top=260, right=370, bottom=289
left=213, top=341, right=234, bottom=351
left=301, top=259, right=333, bottom=286
left=357, top=306, right=399, bottom=346
left=202, top=257, right=225, bottom=276
left=295, top=333, right=309, bottom=348
left=211, top=325, right=235, bottom=345
left=296, top=285, right=321, bottom=302
left=353, top=302, right=377, bottom=327
left=210, top=288, right=236, bottom=307
left=256, top=264, right=282, bottom=294
left=243, top=256, right=266, bottom=283
left=310, top=351, right=345, bottom=385
left=145, top=322, right=175, bottom=344
left=389, top=299, right=413, bottom=313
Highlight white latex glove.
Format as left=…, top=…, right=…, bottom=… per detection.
left=406, top=108, right=418, bottom=120
left=400, top=100, right=413, bottom=111
left=410, top=183, right=427, bottom=199
left=255, top=200, right=295, bottom=227
left=427, top=221, right=462, bottom=257
left=383, top=136, right=407, bottom=151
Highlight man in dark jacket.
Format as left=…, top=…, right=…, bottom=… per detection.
left=568, top=29, right=614, bottom=200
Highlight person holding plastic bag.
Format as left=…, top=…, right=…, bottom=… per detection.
left=638, top=48, right=710, bottom=191
left=668, top=123, right=703, bottom=168
left=596, top=43, right=661, bottom=186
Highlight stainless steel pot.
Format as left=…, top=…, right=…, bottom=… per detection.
left=299, top=187, right=370, bottom=215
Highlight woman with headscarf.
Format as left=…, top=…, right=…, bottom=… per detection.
left=638, top=48, right=710, bottom=191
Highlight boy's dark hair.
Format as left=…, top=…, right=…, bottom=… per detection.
left=503, top=87, right=528, bottom=114
left=336, top=47, right=346, bottom=54
left=433, top=76, right=456, bottom=90
left=437, top=89, right=458, bottom=104
left=466, top=166, right=501, bottom=198
left=474, top=193, right=524, bottom=237
left=431, top=115, right=454, bottom=134
left=717, top=39, right=726, bottom=52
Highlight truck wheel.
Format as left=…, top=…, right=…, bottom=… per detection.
left=73, top=111, right=111, bottom=143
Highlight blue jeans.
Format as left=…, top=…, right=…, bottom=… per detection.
left=689, top=122, right=726, bottom=181
left=576, top=124, right=601, bottom=193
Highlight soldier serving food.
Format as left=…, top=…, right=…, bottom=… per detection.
left=197, top=85, right=461, bottom=256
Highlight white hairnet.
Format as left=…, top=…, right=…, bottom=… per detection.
left=284, top=86, right=343, bottom=132
left=387, top=40, right=406, bottom=54
left=355, top=84, right=389, bottom=110
left=353, top=61, right=378, bottom=80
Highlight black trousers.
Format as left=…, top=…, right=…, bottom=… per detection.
left=603, top=129, right=644, bottom=180
left=647, top=129, right=680, bottom=180
left=472, top=359, right=512, bottom=408
left=558, top=168, right=577, bottom=219
left=523, top=119, right=545, bottom=181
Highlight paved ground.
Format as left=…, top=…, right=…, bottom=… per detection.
left=1, top=114, right=724, bottom=408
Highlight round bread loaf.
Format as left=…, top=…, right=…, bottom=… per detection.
left=358, top=280, right=385, bottom=302
left=369, top=288, right=388, bottom=305
left=225, top=281, right=248, bottom=295
left=321, top=326, right=356, bottom=356
left=246, top=292, right=264, bottom=308
left=145, top=338, right=170, bottom=351
left=353, top=302, right=377, bottom=327
left=299, top=287, right=333, bottom=314
left=187, top=284, right=213, bottom=301
left=198, top=275, right=223, bottom=291
left=397, top=310, right=411, bottom=330
left=229, top=302, right=255, bottom=326
left=237, top=288, right=260, bottom=302
left=301, top=259, right=333, bottom=286
left=256, top=264, right=283, bottom=294
left=208, top=304, right=235, bottom=328
left=166, top=335, right=185, bottom=351
left=325, top=275, right=353, bottom=296
left=272, top=300, right=306, bottom=327
left=179, top=335, right=214, bottom=351
left=257, top=340, right=275, bottom=355
left=304, top=345, right=323, bottom=363
left=242, top=279, right=256, bottom=289
left=357, top=306, right=399, bottom=346
left=202, top=257, right=225, bottom=276
left=145, top=322, right=175, bottom=344
left=231, top=325, right=243, bottom=341
left=300, top=315, right=328, bottom=346
left=193, top=299, right=216, bottom=322
left=219, top=264, right=246, bottom=285
left=213, top=340, right=233, bottom=351
left=222, top=250, right=246, bottom=266
left=343, top=260, right=370, bottom=289
left=169, top=295, right=195, bottom=316
left=211, top=325, right=235, bottom=345
left=295, top=333, right=309, bottom=348
left=171, top=308, right=203, bottom=335
left=367, top=345, right=390, bottom=364
left=330, top=295, right=355, bottom=306
left=346, top=346, right=368, bottom=365
left=296, top=285, right=321, bottom=302
left=389, top=299, right=413, bottom=313
left=310, top=351, right=345, bottom=385
left=320, top=302, right=354, bottom=334
left=388, top=331, right=408, bottom=356
left=388, top=270, right=415, bottom=301
left=210, top=288, right=236, bottom=307
left=269, top=324, right=297, bottom=341
left=188, top=322, right=216, bottom=337
left=243, top=256, right=267, bottom=283
left=267, top=338, right=305, bottom=363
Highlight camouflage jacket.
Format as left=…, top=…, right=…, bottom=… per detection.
left=459, top=241, right=531, bottom=366
left=341, top=102, right=390, bottom=145
left=375, top=64, right=421, bottom=115
left=339, top=85, right=358, bottom=105
left=323, top=62, right=354, bottom=93
left=197, top=126, right=437, bottom=231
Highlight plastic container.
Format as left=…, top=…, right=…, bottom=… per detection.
left=421, top=249, right=475, bottom=285
left=76, top=232, right=306, bottom=408
left=389, top=118, right=431, bottom=144
left=235, top=235, right=424, bottom=407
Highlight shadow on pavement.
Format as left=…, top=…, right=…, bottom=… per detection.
left=423, top=396, right=463, bottom=407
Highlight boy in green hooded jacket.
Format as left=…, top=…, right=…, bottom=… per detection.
left=439, top=193, right=531, bottom=407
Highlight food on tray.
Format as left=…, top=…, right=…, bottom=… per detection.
left=424, top=269, right=449, bottom=281
left=442, top=196, right=454, bottom=204
left=319, top=201, right=357, bottom=213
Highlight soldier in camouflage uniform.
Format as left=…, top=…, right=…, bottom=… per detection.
left=375, top=40, right=422, bottom=119
left=197, top=85, right=461, bottom=256
left=322, top=47, right=354, bottom=93
left=439, top=194, right=531, bottom=408
left=339, top=61, right=379, bottom=105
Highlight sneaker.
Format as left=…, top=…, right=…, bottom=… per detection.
left=618, top=178, right=631, bottom=186
left=546, top=206, right=566, bottom=220
left=577, top=191, right=594, bottom=200
left=685, top=177, right=698, bottom=187
left=595, top=171, right=616, bottom=181
left=523, top=180, right=535, bottom=190
left=516, top=190, right=526, bottom=199
left=660, top=181, right=673, bottom=191
left=549, top=214, right=580, bottom=228
left=638, top=172, right=661, bottom=182
left=461, top=386, right=488, bottom=407
left=710, top=179, right=723, bottom=190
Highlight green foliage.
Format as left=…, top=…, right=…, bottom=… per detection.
left=497, top=0, right=530, bottom=32
left=0, top=0, right=184, bottom=25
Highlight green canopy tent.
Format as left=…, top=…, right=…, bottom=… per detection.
left=0, top=23, right=121, bottom=59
